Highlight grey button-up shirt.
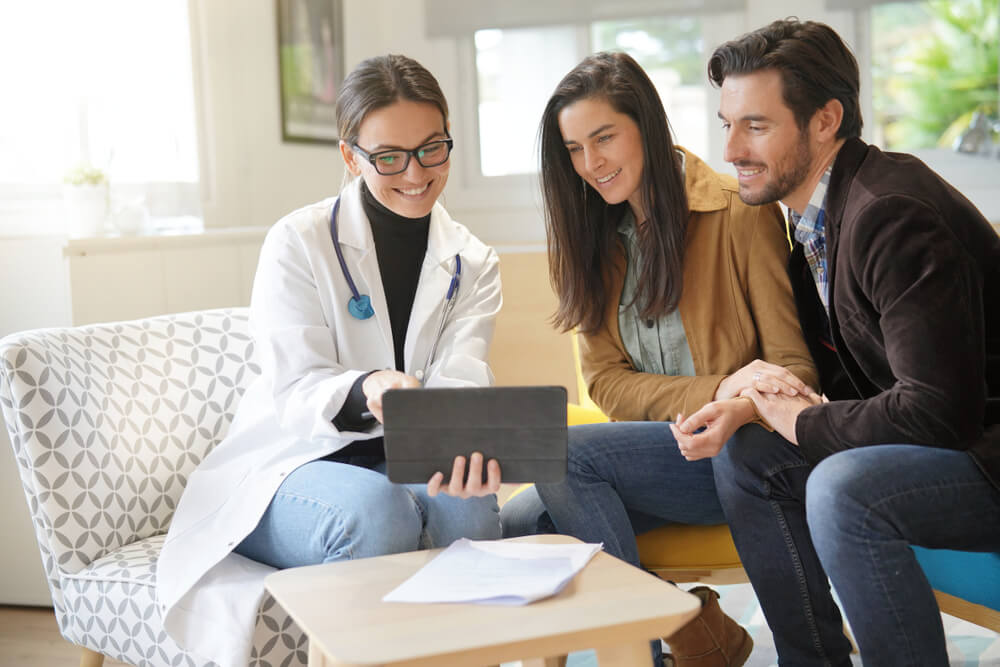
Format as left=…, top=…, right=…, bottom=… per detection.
left=617, top=209, right=696, bottom=378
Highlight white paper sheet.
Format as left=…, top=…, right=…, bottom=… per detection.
left=382, top=538, right=603, bottom=605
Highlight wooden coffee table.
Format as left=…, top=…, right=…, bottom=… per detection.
left=265, top=535, right=701, bottom=667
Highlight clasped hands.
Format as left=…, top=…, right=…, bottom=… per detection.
left=361, top=369, right=501, bottom=498
left=670, top=360, right=823, bottom=461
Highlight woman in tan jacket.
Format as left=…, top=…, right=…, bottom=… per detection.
left=500, top=52, right=817, bottom=667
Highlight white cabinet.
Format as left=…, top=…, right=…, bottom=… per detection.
left=0, top=227, right=268, bottom=604
left=64, top=228, right=266, bottom=325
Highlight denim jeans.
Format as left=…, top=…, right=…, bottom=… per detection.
left=713, top=435, right=1000, bottom=667
left=501, top=422, right=780, bottom=667
left=500, top=421, right=729, bottom=567
left=234, top=456, right=501, bottom=568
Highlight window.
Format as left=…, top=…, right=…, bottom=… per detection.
left=0, top=1, right=201, bottom=229
left=473, top=16, right=709, bottom=178
left=475, top=27, right=581, bottom=177
left=865, top=0, right=999, bottom=222
left=871, top=0, right=998, bottom=152
left=591, top=17, right=707, bottom=160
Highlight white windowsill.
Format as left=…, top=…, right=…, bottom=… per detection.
left=61, top=219, right=269, bottom=256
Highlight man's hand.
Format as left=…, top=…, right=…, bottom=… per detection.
left=361, top=370, right=421, bottom=422
left=715, top=359, right=820, bottom=402
left=670, top=398, right=755, bottom=461
left=427, top=452, right=502, bottom=498
left=740, top=387, right=820, bottom=445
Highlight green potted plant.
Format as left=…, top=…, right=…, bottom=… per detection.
left=62, top=163, right=110, bottom=237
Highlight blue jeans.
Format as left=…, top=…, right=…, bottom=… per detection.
left=234, top=456, right=501, bottom=568
left=501, top=422, right=777, bottom=667
left=500, top=421, right=729, bottom=567
left=713, top=436, right=1000, bottom=667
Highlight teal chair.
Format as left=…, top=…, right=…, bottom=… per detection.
left=912, top=547, right=1000, bottom=631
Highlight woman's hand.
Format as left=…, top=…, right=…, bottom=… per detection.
left=427, top=452, right=502, bottom=498
left=670, top=397, right=755, bottom=461
left=715, top=359, right=819, bottom=402
left=361, top=370, right=421, bottom=423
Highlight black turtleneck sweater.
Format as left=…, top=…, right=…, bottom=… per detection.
left=364, top=182, right=431, bottom=370
left=329, top=182, right=431, bottom=457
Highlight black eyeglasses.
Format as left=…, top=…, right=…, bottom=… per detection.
left=351, top=135, right=454, bottom=175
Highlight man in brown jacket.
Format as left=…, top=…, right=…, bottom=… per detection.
left=674, top=18, right=1000, bottom=667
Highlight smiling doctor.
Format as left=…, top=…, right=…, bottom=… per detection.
left=156, top=54, right=503, bottom=667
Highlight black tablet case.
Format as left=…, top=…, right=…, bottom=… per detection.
left=382, top=386, right=568, bottom=484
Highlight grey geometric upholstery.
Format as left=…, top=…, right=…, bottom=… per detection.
left=0, top=308, right=307, bottom=667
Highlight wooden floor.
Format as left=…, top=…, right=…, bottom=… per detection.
left=0, top=606, right=130, bottom=667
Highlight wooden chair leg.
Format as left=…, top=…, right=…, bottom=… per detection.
left=79, top=646, right=105, bottom=667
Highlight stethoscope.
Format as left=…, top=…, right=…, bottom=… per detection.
left=330, top=197, right=461, bottom=381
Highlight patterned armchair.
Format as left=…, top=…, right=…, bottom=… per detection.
left=0, top=308, right=307, bottom=667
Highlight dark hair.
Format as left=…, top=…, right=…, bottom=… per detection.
left=336, top=54, right=448, bottom=145
left=540, top=52, right=688, bottom=334
left=708, top=18, right=862, bottom=139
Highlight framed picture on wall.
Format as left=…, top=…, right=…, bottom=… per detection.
left=276, top=0, right=343, bottom=144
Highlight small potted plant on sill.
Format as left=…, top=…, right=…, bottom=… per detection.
left=63, top=163, right=110, bottom=237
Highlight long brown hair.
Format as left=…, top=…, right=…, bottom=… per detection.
left=540, top=52, right=688, bottom=334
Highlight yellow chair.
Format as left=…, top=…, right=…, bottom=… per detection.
left=563, top=333, right=747, bottom=585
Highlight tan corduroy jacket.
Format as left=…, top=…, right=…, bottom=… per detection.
left=580, top=148, right=818, bottom=422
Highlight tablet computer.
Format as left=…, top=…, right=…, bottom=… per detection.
left=382, top=385, right=567, bottom=485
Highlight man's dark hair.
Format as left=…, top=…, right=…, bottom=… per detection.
left=708, top=18, right=862, bottom=139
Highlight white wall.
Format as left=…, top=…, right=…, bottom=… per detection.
left=189, top=1, right=345, bottom=231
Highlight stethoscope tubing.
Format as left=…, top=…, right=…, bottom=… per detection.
left=423, top=255, right=461, bottom=377
left=330, top=196, right=461, bottom=382
left=330, top=198, right=364, bottom=303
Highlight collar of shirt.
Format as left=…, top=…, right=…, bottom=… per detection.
left=617, top=208, right=638, bottom=238
left=788, top=164, right=832, bottom=246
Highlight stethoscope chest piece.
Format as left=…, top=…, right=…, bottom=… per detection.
left=332, top=197, right=377, bottom=321
left=330, top=195, right=459, bottom=344
left=348, top=294, right=375, bottom=320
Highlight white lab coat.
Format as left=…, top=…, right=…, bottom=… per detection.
left=156, top=178, right=502, bottom=666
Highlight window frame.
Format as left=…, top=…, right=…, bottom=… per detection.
left=450, top=26, right=591, bottom=211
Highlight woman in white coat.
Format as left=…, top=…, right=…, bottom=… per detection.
left=156, top=54, right=503, bottom=666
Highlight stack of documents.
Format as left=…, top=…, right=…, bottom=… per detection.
left=383, top=538, right=603, bottom=606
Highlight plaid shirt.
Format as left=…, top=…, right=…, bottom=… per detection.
left=788, top=165, right=832, bottom=312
